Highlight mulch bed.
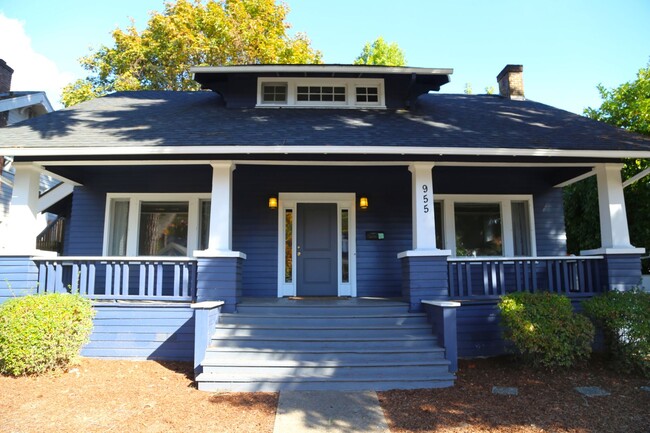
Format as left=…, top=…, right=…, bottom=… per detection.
left=1, top=356, right=648, bottom=432
left=379, top=356, right=650, bottom=433
left=0, top=358, right=277, bottom=433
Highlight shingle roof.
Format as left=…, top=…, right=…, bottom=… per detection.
left=1, top=90, right=650, bottom=156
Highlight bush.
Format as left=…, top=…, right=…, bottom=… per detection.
left=498, top=292, right=594, bottom=369
left=0, top=293, right=95, bottom=376
left=583, top=289, right=650, bottom=376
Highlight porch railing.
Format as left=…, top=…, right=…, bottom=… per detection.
left=447, top=256, right=604, bottom=300
left=33, top=257, right=197, bottom=302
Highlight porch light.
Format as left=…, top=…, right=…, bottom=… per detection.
left=359, top=196, right=369, bottom=210
left=268, top=196, right=278, bottom=209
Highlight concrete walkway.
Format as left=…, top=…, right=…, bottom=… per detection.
left=273, top=391, right=390, bottom=433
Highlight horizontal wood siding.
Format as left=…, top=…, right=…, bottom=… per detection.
left=232, top=165, right=412, bottom=298
left=0, top=257, right=38, bottom=303
left=82, top=304, right=194, bottom=361
left=64, top=187, right=105, bottom=256
left=533, top=188, right=566, bottom=256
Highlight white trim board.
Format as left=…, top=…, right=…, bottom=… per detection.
left=276, top=192, right=357, bottom=298
left=6, top=144, right=650, bottom=158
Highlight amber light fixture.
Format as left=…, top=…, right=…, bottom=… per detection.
left=359, top=196, right=369, bottom=210
left=268, top=196, right=278, bottom=209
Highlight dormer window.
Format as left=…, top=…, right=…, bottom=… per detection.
left=256, top=78, right=385, bottom=108
left=262, top=83, right=287, bottom=103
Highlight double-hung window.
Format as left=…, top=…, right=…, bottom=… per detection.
left=104, top=193, right=211, bottom=256
left=435, top=195, right=535, bottom=257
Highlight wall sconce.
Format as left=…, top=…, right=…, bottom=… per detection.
left=359, top=196, right=369, bottom=210
left=268, top=196, right=278, bottom=209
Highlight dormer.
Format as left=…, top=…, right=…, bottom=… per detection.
left=191, top=64, right=453, bottom=110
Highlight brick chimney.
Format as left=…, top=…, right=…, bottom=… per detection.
left=0, top=59, right=14, bottom=128
left=497, top=64, right=524, bottom=100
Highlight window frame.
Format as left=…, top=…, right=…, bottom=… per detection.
left=102, top=193, right=211, bottom=257
left=256, top=77, right=385, bottom=108
left=435, top=194, right=537, bottom=258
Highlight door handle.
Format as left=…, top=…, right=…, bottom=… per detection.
left=297, top=252, right=302, bottom=256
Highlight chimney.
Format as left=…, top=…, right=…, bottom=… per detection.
left=497, top=64, right=524, bottom=100
left=0, top=59, right=13, bottom=128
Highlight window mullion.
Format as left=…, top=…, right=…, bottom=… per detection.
left=502, top=200, right=514, bottom=257
left=126, top=197, right=140, bottom=256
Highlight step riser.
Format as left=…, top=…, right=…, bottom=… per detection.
left=203, top=352, right=446, bottom=363
left=220, top=316, right=428, bottom=327
left=210, top=339, right=437, bottom=350
left=198, top=380, right=455, bottom=392
left=235, top=306, right=410, bottom=316
left=212, top=328, right=432, bottom=338
left=200, top=365, right=451, bottom=376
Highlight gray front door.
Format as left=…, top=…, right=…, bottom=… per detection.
left=296, top=203, right=338, bottom=296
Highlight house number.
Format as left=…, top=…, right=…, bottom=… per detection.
left=422, top=184, right=430, bottom=213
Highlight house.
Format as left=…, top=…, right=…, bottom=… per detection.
left=1, top=64, right=649, bottom=391
left=0, top=59, right=57, bottom=252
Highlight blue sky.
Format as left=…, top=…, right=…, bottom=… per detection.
left=0, top=0, right=648, bottom=113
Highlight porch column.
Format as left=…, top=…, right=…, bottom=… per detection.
left=399, top=163, right=452, bottom=311
left=194, top=161, right=246, bottom=312
left=581, top=163, right=644, bottom=291
left=1, top=163, right=41, bottom=254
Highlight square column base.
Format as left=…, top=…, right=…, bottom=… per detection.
left=399, top=252, right=450, bottom=312
left=196, top=256, right=244, bottom=313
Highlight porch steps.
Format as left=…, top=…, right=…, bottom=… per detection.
left=196, top=299, right=455, bottom=392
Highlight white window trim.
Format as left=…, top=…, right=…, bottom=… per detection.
left=276, top=192, right=357, bottom=298
left=436, top=194, right=537, bottom=258
left=256, top=77, right=385, bottom=109
left=102, top=193, right=211, bottom=257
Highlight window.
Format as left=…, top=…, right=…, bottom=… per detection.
left=103, top=194, right=210, bottom=257
left=297, top=86, right=346, bottom=102
left=261, top=83, right=287, bottom=103
left=454, top=203, right=502, bottom=257
left=437, top=195, right=535, bottom=257
left=257, top=78, right=385, bottom=108
left=356, top=87, right=379, bottom=103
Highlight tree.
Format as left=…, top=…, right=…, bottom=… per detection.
left=564, top=61, right=650, bottom=260
left=353, top=37, right=406, bottom=67
left=61, top=0, right=322, bottom=107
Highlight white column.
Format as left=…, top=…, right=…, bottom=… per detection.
left=582, top=163, right=644, bottom=256
left=2, top=164, right=41, bottom=254
left=596, top=163, right=632, bottom=249
left=208, top=161, right=235, bottom=252
left=409, top=163, right=437, bottom=250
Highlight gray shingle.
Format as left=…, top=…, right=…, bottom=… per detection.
left=1, top=91, right=649, bottom=153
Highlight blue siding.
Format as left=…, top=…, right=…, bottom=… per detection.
left=64, top=187, right=105, bottom=255
left=0, top=256, right=38, bottom=303
left=82, top=304, right=194, bottom=361
left=534, top=188, right=566, bottom=256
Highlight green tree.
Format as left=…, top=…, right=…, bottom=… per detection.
left=564, top=61, right=650, bottom=260
left=353, top=37, right=406, bottom=66
left=61, top=0, right=322, bottom=107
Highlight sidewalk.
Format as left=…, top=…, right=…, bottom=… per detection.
left=273, top=391, right=390, bottom=433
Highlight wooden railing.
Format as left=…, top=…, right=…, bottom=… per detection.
left=33, top=257, right=197, bottom=302
left=447, top=256, right=604, bottom=300
left=36, top=217, right=66, bottom=254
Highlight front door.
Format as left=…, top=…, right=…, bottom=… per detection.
left=296, top=203, right=338, bottom=296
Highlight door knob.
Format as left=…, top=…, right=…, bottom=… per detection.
left=297, top=252, right=302, bottom=256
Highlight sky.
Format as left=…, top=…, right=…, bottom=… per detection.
left=0, top=0, right=648, bottom=113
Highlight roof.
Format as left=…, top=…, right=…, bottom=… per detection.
left=0, top=91, right=54, bottom=118
left=191, top=64, right=454, bottom=76
left=1, top=90, right=650, bottom=159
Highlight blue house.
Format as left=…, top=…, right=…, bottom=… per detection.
left=1, top=64, right=649, bottom=391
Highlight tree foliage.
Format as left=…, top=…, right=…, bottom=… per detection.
left=564, top=61, right=650, bottom=258
left=61, top=0, right=322, bottom=107
left=353, top=37, right=406, bottom=67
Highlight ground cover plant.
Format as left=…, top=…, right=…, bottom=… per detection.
left=498, top=292, right=594, bottom=368
left=0, top=293, right=95, bottom=375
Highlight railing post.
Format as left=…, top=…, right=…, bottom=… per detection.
left=423, top=300, right=461, bottom=373
left=191, top=301, right=224, bottom=375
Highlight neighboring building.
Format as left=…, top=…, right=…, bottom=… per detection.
left=0, top=59, right=56, bottom=247
left=1, top=64, right=649, bottom=391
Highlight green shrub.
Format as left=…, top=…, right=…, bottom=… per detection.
left=583, top=289, right=650, bottom=376
left=0, top=293, right=95, bottom=376
left=498, top=292, right=594, bottom=369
